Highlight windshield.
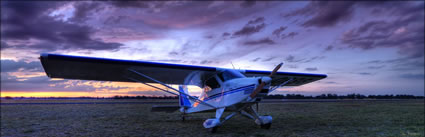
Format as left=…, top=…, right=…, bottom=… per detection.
left=218, top=69, right=245, bottom=82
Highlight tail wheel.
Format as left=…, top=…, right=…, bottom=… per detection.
left=260, top=123, right=271, bottom=129
left=210, top=126, right=218, bottom=133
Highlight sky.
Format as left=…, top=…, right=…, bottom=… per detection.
left=1, top=1, right=424, bottom=97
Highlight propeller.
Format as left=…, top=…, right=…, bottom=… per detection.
left=250, top=63, right=283, bottom=98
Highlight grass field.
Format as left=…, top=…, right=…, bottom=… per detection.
left=1, top=99, right=423, bottom=137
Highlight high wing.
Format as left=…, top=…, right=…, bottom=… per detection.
left=40, top=53, right=326, bottom=87
left=244, top=70, right=327, bottom=86
left=39, top=53, right=217, bottom=85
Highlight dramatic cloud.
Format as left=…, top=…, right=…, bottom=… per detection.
left=324, top=45, right=333, bottom=51
left=284, top=55, right=324, bottom=63
left=357, top=72, right=372, bottom=75
left=243, top=38, right=275, bottom=46
left=285, top=1, right=356, bottom=27
left=399, top=74, right=424, bottom=80
left=233, top=17, right=266, bottom=36
left=1, top=60, right=42, bottom=72
left=272, top=26, right=299, bottom=40
left=342, top=17, right=424, bottom=58
left=70, top=2, right=104, bottom=23
left=109, top=1, right=150, bottom=8
left=1, top=1, right=423, bottom=96
left=272, top=26, right=287, bottom=36
left=305, top=67, right=318, bottom=71
left=1, top=1, right=123, bottom=51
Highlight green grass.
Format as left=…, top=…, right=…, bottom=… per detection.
left=1, top=100, right=423, bottom=137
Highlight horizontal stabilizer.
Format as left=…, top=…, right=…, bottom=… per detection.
left=151, top=105, right=180, bottom=113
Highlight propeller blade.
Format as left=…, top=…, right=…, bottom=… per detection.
left=250, top=63, right=283, bottom=99
left=269, top=62, right=283, bottom=77
left=250, top=82, right=265, bottom=98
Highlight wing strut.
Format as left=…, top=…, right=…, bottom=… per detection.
left=126, top=69, right=216, bottom=109
left=269, top=78, right=294, bottom=93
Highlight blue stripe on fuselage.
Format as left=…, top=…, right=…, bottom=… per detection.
left=203, top=84, right=255, bottom=101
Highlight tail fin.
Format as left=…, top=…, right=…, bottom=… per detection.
left=179, top=86, right=192, bottom=108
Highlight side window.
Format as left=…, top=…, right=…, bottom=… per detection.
left=217, top=72, right=225, bottom=82
left=205, top=76, right=220, bottom=89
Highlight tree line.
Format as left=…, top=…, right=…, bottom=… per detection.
left=265, top=94, right=424, bottom=99
left=2, top=93, right=424, bottom=99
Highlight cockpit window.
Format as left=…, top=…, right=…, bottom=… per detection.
left=217, top=70, right=245, bottom=82
left=204, top=76, right=220, bottom=89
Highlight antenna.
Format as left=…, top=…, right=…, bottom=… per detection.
left=231, top=62, right=235, bottom=69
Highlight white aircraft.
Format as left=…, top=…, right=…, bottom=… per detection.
left=40, top=53, right=326, bottom=133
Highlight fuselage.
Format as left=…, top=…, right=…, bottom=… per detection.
left=186, top=69, right=270, bottom=113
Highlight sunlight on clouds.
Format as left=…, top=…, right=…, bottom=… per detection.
left=0, top=91, right=130, bottom=97
left=8, top=72, right=45, bottom=79
left=46, top=80, right=203, bottom=96
left=48, top=2, right=75, bottom=22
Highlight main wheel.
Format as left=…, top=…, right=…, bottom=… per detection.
left=260, top=123, right=271, bottom=129
left=210, top=126, right=218, bottom=133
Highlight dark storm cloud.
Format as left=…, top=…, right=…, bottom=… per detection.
left=341, top=2, right=424, bottom=58
left=272, top=26, right=287, bottom=37
left=107, top=1, right=272, bottom=29
left=305, top=67, right=318, bottom=71
left=233, top=17, right=266, bottom=36
left=234, top=23, right=266, bottom=36
left=1, top=1, right=123, bottom=51
left=243, top=38, right=275, bottom=46
left=342, top=19, right=424, bottom=58
left=1, top=60, right=43, bottom=72
left=285, top=1, right=356, bottom=27
left=110, top=1, right=150, bottom=8
left=70, top=2, right=104, bottom=23
left=272, top=26, right=298, bottom=40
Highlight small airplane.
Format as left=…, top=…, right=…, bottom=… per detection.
left=39, top=53, right=326, bottom=133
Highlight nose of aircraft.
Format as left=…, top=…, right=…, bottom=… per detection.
left=261, top=77, right=272, bottom=84
left=250, top=63, right=283, bottom=99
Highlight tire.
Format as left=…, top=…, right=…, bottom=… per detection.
left=260, top=123, right=271, bottom=129
left=210, top=126, right=218, bottom=133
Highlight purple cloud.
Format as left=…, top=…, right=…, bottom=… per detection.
left=305, top=67, right=318, bottom=71
left=285, top=1, right=356, bottom=27
left=1, top=1, right=123, bottom=51
left=243, top=38, right=275, bottom=46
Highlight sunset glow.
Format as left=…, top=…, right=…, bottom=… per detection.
left=1, top=1, right=424, bottom=97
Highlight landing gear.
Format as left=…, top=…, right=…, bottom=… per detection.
left=260, top=123, right=271, bottom=129
left=203, top=108, right=225, bottom=133
left=209, top=126, right=218, bottom=133
left=242, top=106, right=273, bottom=129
